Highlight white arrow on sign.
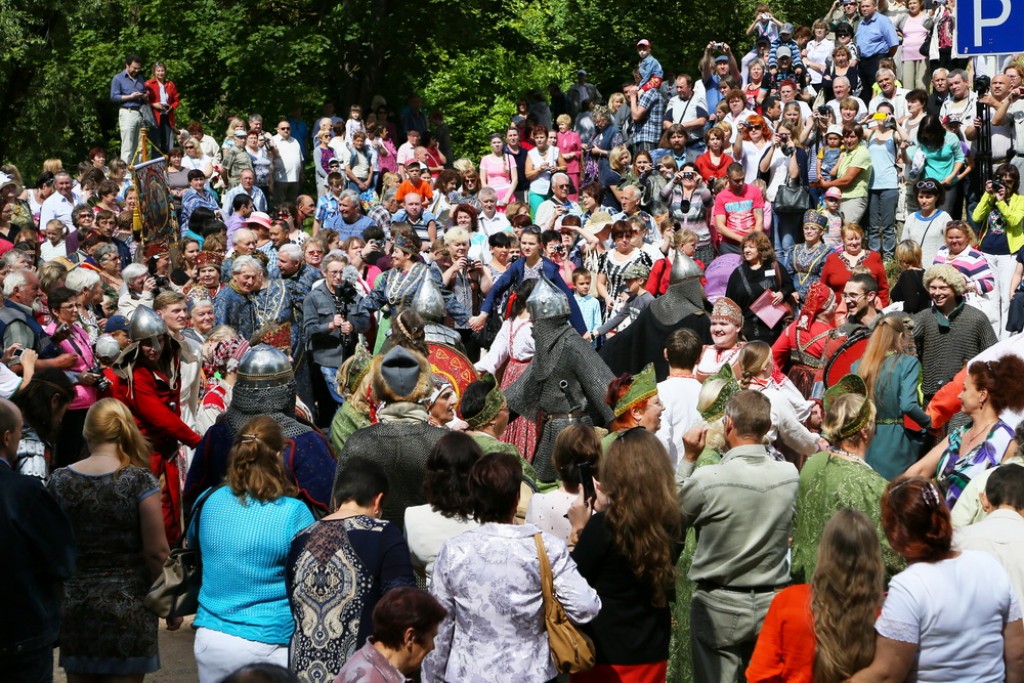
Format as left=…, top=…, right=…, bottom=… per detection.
left=976, top=0, right=1012, bottom=46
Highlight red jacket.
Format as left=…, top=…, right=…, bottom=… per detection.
left=144, top=78, right=180, bottom=128
left=124, top=365, right=200, bottom=458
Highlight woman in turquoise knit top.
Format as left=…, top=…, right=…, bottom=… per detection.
left=188, top=415, right=315, bottom=683
left=910, top=114, right=965, bottom=216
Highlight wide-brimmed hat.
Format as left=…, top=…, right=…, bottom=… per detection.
left=582, top=211, right=615, bottom=237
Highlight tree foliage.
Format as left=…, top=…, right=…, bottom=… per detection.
left=0, top=0, right=828, bottom=174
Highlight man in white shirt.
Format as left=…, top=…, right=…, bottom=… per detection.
left=955, top=463, right=1024, bottom=604
left=38, top=171, right=81, bottom=231
left=396, top=129, right=420, bottom=178
left=655, top=329, right=703, bottom=466
left=826, top=76, right=868, bottom=121
left=478, top=187, right=511, bottom=236
left=534, top=173, right=581, bottom=230
left=868, top=68, right=910, bottom=120
left=272, top=119, right=304, bottom=205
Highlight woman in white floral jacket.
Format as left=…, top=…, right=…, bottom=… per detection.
left=422, top=452, right=601, bottom=683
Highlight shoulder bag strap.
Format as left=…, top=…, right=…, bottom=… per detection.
left=534, top=532, right=554, bottom=607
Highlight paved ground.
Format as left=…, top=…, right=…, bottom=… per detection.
left=54, top=616, right=199, bottom=682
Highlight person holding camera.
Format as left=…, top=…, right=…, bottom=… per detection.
left=44, top=286, right=103, bottom=468
left=304, top=251, right=360, bottom=413
left=436, top=227, right=492, bottom=359
left=973, top=163, right=1024, bottom=338
left=866, top=101, right=908, bottom=261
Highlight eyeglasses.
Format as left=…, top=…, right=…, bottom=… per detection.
left=306, top=249, right=323, bottom=255
left=915, top=179, right=939, bottom=191
left=185, top=145, right=195, bottom=149
left=59, top=303, right=81, bottom=310
left=278, top=127, right=290, bottom=131
left=554, top=184, right=569, bottom=189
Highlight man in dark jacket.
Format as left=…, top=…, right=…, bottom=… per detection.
left=0, top=397, right=77, bottom=681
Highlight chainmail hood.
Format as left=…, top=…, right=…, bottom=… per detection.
left=650, top=277, right=706, bottom=325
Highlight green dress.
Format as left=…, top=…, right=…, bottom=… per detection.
left=790, top=451, right=904, bottom=584
left=667, top=447, right=722, bottom=683
left=330, top=401, right=371, bottom=455
left=852, top=353, right=930, bottom=479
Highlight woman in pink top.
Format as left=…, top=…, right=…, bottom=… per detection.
left=373, top=125, right=398, bottom=176
left=479, top=133, right=518, bottom=209
left=899, top=0, right=931, bottom=90
left=555, top=114, right=582, bottom=201
left=44, top=286, right=103, bottom=467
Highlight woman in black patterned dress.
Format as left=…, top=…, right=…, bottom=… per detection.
left=287, top=456, right=416, bottom=682
left=47, top=398, right=176, bottom=680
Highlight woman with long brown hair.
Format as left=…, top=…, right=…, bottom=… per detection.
left=568, top=427, right=683, bottom=681
left=852, top=315, right=930, bottom=479
left=189, top=416, right=316, bottom=683
left=747, top=508, right=885, bottom=683
left=47, top=398, right=174, bottom=681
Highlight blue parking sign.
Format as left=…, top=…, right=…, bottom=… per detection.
left=956, top=0, right=1023, bottom=55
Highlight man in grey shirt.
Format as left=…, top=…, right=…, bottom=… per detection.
left=678, top=390, right=799, bottom=683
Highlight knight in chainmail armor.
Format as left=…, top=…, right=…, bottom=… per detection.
left=183, top=345, right=337, bottom=517
left=504, top=274, right=615, bottom=483
left=333, top=345, right=449, bottom=530
left=599, top=251, right=712, bottom=380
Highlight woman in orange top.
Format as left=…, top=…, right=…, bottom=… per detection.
left=746, top=508, right=885, bottom=683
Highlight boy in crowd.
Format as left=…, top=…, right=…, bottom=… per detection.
left=573, top=269, right=602, bottom=346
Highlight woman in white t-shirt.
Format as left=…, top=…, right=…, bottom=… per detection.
left=851, top=477, right=1024, bottom=683
left=524, top=124, right=566, bottom=218
left=525, top=424, right=601, bottom=543
left=902, top=178, right=951, bottom=268
left=732, top=114, right=773, bottom=184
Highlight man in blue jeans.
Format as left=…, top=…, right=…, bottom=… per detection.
left=678, top=391, right=799, bottom=683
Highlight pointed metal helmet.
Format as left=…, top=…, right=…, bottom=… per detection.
left=128, top=306, right=167, bottom=348
left=527, top=273, right=570, bottom=321
left=236, top=344, right=293, bottom=389
left=669, top=250, right=703, bottom=285
left=411, top=272, right=446, bottom=323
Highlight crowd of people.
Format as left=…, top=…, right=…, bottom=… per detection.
left=4, top=1, right=1024, bottom=682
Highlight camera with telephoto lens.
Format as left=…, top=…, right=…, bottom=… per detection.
left=974, top=75, right=991, bottom=97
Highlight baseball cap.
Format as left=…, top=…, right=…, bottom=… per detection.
left=636, top=39, right=651, bottom=48
left=407, top=161, right=427, bottom=171
left=942, top=115, right=962, bottom=126
left=233, top=129, right=247, bottom=138
left=577, top=69, right=588, bottom=76
left=246, top=211, right=273, bottom=230
left=776, top=46, right=793, bottom=60
left=825, top=187, right=843, bottom=199
left=105, top=315, right=130, bottom=334
left=715, top=55, right=730, bottom=63
left=780, top=22, right=795, bottom=34
left=825, top=124, right=843, bottom=137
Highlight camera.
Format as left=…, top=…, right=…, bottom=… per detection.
left=92, top=365, right=111, bottom=393
left=817, top=105, right=830, bottom=116
left=682, top=171, right=696, bottom=180
left=974, top=75, right=991, bottom=97
left=554, top=245, right=566, bottom=255
left=679, top=199, right=692, bottom=213
left=992, top=179, right=1005, bottom=193
left=712, top=42, right=725, bottom=50
left=884, top=116, right=897, bottom=130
